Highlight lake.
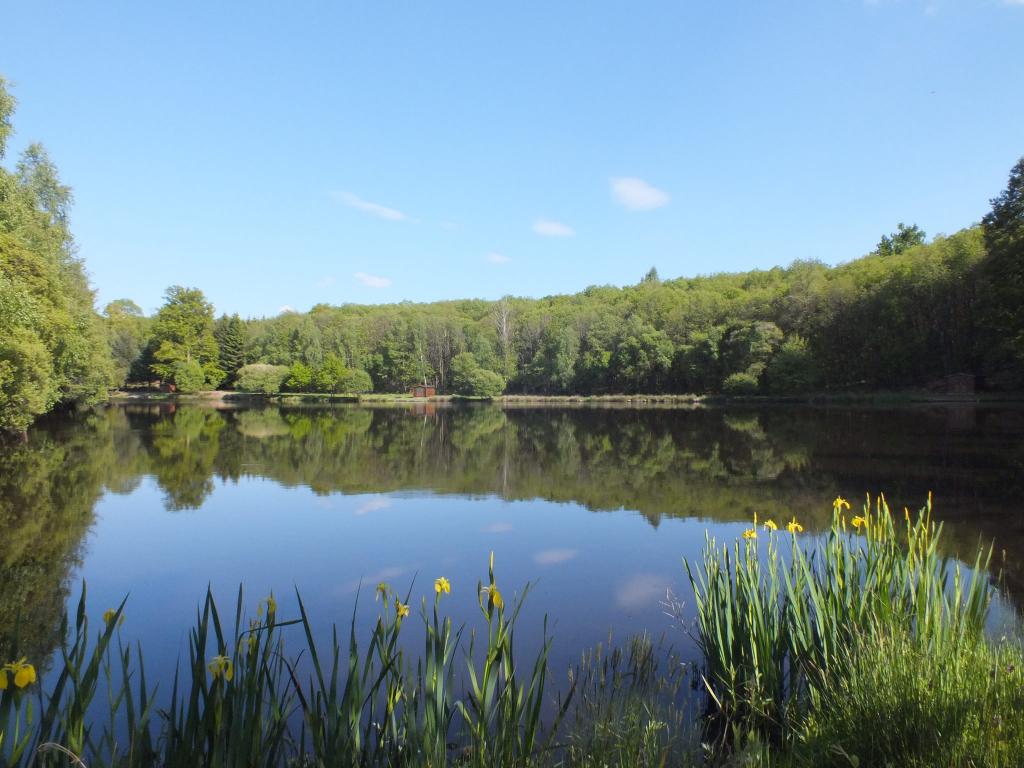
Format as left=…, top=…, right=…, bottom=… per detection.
left=3, top=401, right=1023, bottom=688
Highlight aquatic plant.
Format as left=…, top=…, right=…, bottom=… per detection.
left=686, top=494, right=995, bottom=750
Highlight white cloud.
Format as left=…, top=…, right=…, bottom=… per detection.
left=532, top=218, right=575, bottom=237
left=333, top=191, right=407, bottom=221
left=278, top=305, right=296, bottom=314
left=534, top=548, right=578, bottom=566
left=354, top=272, right=392, bottom=289
left=481, top=521, right=513, bottom=534
left=611, top=177, right=670, bottom=211
left=486, top=252, right=511, bottom=265
left=354, top=497, right=392, bottom=516
left=614, top=573, right=670, bottom=609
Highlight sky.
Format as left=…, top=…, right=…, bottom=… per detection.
left=2, top=1, right=1022, bottom=318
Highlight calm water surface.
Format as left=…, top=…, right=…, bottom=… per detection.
left=3, top=402, right=1024, bottom=687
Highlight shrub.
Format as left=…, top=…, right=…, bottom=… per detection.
left=451, top=352, right=506, bottom=397
left=465, top=368, right=506, bottom=398
left=172, top=359, right=206, bottom=393
left=341, top=368, right=373, bottom=393
left=235, top=364, right=289, bottom=394
left=721, top=371, right=760, bottom=395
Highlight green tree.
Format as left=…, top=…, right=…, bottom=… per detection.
left=149, top=286, right=223, bottom=389
left=0, top=78, right=112, bottom=431
left=314, top=354, right=349, bottom=393
left=765, top=335, right=820, bottom=393
left=285, top=361, right=314, bottom=392
left=104, top=299, right=148, bottom=387
left=875, top=223, right=926, bottom=257
left=214, top=314, right=246, bottom=386
left=981, top=157, right=1024, bottom=388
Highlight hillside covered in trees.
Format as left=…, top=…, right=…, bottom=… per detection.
left=2, top=73, right=1023, bottom=433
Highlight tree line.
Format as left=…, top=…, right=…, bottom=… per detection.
left=2, top=74, right=1023, bottom=432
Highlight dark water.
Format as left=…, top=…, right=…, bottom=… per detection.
left=3, top=402, right=1023, bottom=686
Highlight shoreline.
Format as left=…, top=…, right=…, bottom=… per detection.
left=107, top=389, right=1024, bottom=408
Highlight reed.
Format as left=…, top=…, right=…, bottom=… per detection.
left=0, top=556, right=572, bottom=768
left=685, top=494, right=995, bottom=750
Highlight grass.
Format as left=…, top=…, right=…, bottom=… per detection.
left=2, top=495, right=1022, bottom=767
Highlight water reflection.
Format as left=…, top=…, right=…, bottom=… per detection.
left=3, top=402, right=1024, bottom=672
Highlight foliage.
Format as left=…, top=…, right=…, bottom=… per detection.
left=172, top=360, right=206, bottom=394
left=721, top=371, right=760, bottom=395
left=764, top=335, right=819, bottom=393
left=234, top=364, right=289, bottom=394
left=213, top=314, right=246, bottom=386
left=875, top=222, right=926, bottom=257
left=149, top=286, right=222, bottom=389
left=0, top=78, right=112, bottom=432
left=685, top=495, right=993, bottom=752
left=451, top=352, right=506, bottom=397
left=284, top=361, right=313, bottom=391
left=103, top=299, right=148, bottom=387
left=980, top=156, right=1024, bottom=388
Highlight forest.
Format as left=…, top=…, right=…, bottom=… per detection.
left=2, top=74, right=1023, bottom=433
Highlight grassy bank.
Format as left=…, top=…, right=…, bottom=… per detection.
left=2, top=497, right=1020, bottom=767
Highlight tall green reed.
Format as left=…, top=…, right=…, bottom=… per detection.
left=0, top=555, right=572, bottom=768
left=685, top=494, right=995, bottom=747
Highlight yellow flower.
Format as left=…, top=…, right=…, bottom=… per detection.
left=787, top=517, right=804, bottom=534
left=481, top=583, right=504, bottom=610
left=103, top=609, right=125, bottom=627
left=395, top=599, right=410, bottom=619
left=833, top=496, right=851, bottom=512
left=1, top=659, right=37, bottom=689
left=376, top=582, right=390, bottom=602
left=208, top=655, right=234, bottom=682
left=851, top=515, right=867, bottom=530
left=762, top=519, right=778, bottom=531
left=434, top=577, right=451, bottom=596
left=742, top=528, right=757, bottom=540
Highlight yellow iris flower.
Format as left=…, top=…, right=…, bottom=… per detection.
left=833, top=496, right=851, bottom=511
left=208, top=655, right=234, bottom=682
left=851, top=515, right=867, bottom=530
left=482, top=583, right=504, bottom=610
left=0, top=659, right=36, bottom=690
left=395, top=599, right=410, bottom=619
left=434, top=577, right=451, bottom=595
left=763, top=519, right=778, bottom=531
left=787, top=517, right=804, bottom=534
left=742, top=528, right=757, bottom=540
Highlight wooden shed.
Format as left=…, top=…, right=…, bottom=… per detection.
left=411, top=385, right=436, bottom=398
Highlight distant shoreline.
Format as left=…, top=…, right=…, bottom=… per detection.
left=108, top=389, right=1024, bottom=407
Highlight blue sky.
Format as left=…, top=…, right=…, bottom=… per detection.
left=2, top=1, right=1021, bottom=318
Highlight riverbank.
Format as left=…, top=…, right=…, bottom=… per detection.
left=109, top=388, right=1024, bottom=408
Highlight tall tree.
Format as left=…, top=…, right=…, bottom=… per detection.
left=0, top=77, right=112, bottom=432
left=149, top=286, right=223, bottom=388
left=875, top=223, right=926, bottom=257
left=214, top=314, right=246, bottom=385
left=981, top=157, right=1024, bottom=387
